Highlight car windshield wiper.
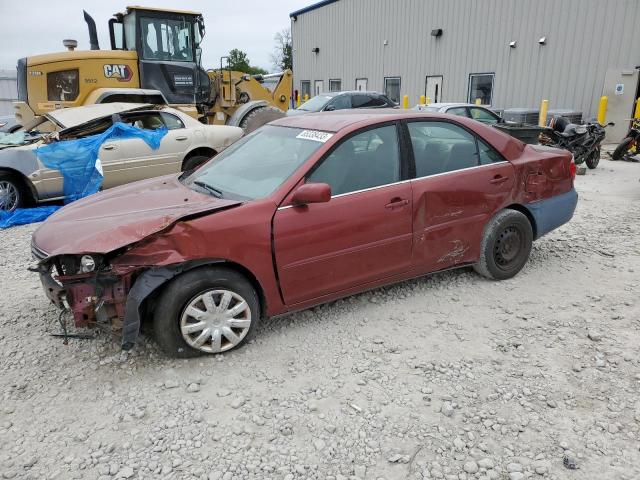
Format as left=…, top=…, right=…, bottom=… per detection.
left=193, top=180, right=224, bottom=198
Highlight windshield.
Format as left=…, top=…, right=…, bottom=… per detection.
left=140, top=16, right=194, bottom=62
left=184, top=125, right=328, bottom=200
left=298, top=95, right=333, bottom=112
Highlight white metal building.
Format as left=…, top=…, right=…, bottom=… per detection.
left=290, top=0, right=640, bottom=141
left=0, top=69, right=18, bottom=117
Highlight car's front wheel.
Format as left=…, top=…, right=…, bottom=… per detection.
left=153, top=267, right=260, bottom=358
left=474, top=209, right=533, bottom=280
left=0, top=173, right=30, bottom=212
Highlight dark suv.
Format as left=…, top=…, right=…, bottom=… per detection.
left=287, top=91, right=396, bottom=116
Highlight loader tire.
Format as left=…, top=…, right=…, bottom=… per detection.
left=239, top=106, right=285, bottom=134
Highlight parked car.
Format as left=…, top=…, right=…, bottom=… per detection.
left=32, top=109, right=577, bottom=357
left=0, top=103, right=243, bottom=211
left=0, top=115, right=19, bottom=133
left=287, top=91, right=396, bottom=116
left=414, top=103, right=504, bottom=125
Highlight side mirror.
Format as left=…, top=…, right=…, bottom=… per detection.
left=291, top=183, right=331, bottom=206
left=324, top=105, right=335, bottom=111
left=607, top=121, right=615, bottom=127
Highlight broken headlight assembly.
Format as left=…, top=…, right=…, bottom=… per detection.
left=54, top=254, right=106, bottom=276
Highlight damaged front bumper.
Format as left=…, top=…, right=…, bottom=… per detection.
left=33, top=244, right=135, bottom=347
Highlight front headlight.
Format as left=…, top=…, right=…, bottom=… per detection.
left=80, top=255, right=96, bottom=273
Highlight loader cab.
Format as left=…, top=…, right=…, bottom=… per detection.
left=109, top=7, right=210, bottom=105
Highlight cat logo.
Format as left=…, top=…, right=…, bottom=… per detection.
left=103, top=64, right=133, bottom=82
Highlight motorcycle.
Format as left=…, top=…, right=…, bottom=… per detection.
left=540, top=116, right=614, bottom=169
left=611, top=119, right=640, bottom=162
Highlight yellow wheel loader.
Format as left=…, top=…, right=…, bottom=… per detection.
left=14, top=6, right=292, bottom=132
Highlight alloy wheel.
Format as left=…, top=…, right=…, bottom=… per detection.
left=0, top=181, right=18, bottom=212
left=179, top=289, right=252, bottom=353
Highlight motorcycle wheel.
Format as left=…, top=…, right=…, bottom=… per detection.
left=612, top=137, right=634, bottom=161
left=586, top=146, right=600, bottom=169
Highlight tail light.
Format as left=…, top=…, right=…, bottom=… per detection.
left=569, top=157, right=577, bottom=180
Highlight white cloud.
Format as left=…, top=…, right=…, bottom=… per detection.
left=0, top=0, right=308, bottom=71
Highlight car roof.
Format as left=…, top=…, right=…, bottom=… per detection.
left=271, top=109, right=526, bottom=160
left=46, top=103, right=153, bottom=129
left=317, top=91, right=385, bottom=97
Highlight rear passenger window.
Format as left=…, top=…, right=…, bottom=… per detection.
left=308, top=125, right=400, bottom=196
left=160, top=112, right=185, bottom=130
left=408, top=121, right=479, bottom=177
left=478, top=138, right=503, bottom=164
left=352, top=95, right=385, bottom=108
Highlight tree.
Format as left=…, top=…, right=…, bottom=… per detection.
left=226, top=49, right=268, bottom=76
left=271, top=28, right=292, bottom=71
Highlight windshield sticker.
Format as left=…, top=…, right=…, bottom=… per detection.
left=296, top=130, right=334, bottom=143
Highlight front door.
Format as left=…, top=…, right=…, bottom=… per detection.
left=406, top=120, right=515, bottom=272
left=273, top=124, right=413, bottom=305
left=425, top=76, right=443, bottom=103
left=355, top=78, right=368, bottom=91
left=602, top=68, right=640, bottom=143
left=314, top=80, right=324, bottom=96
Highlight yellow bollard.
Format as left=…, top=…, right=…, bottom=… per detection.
left=597, top=96, right=608, bottom=125
left=475, top=98, right=482, bottom=105
left=402, top=95, right=409, bottom=109
left=296, top=92, right=300, bottom=107
left=426, top=96, right=431, bottom=105
left=538, top=99, right=549, bottom=127
left=304, top=94, right=309, bottom=102
left=634, top=98, right=640, bottom=119
left=419, top=95, right=426, bottom=105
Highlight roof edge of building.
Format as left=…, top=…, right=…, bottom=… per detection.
left=290, top=0, right=339, bottom=19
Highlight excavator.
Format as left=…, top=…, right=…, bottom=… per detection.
left=13, top=6, right=292, bottom=132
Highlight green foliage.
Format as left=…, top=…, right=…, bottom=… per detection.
left=227, top=49, right=268, bottom=76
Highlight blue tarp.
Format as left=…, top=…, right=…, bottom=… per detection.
left=0, top=206, right=61, bottom=229
left=0, top=122, right=167, bottom=229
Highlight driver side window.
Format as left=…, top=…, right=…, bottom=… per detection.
left=308, top=125, right=400, bottom=196
left=325, top=95, right=351, bottom=111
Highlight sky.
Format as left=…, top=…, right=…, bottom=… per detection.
left=0, top=0, right=309, bottom=71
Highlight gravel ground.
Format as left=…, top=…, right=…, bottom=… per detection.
left=0, top=158, right=639, bottom=480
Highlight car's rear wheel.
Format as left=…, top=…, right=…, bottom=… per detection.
left=0, top=173, right=30, bottom=212
left=153, top=267, right=260, bottom=358
left=182, top=154, right=212, bottom=172
left=474, top=209, right=533, bottom=280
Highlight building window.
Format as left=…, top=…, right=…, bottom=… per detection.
left=384, top=77, right=401, bottom=104
left=329, top=79, right=341, bottom=92
left=468, top=73, right=494, bottom=105
left=300, top=81, right=311, bottom=100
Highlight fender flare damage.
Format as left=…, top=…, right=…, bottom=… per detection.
left=121, top=259, right=225, bottom=350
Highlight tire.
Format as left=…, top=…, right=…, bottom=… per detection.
left=474, top=209, right=533, bottom=281
left=182, top=154, right=212, bottom=172
left=612, top=137, right=634, bottom=161
left=153, top=267, right=260, bottom=358
left=239, top=106, right=285, bottom=134
left=0, top=173, right=31, bottom=212
left=585, top=146, right=600, bottom=169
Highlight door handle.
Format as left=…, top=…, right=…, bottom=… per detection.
left=175, top=136, right=188, bottom=141
left=489, top=175, right=508, bottom=185
left=385, top=198, right=409, bottom=209
left=102, top=144, right=116, bottom=151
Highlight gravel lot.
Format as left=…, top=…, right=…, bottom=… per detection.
left=0, top=158, right=639, bottom=480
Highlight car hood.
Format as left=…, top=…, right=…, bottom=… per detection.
left=46, top=102, right=152, bottom=129
left=32, top=174, right=241, bottom=257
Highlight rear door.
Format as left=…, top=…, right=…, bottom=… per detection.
left=113, top=111, right=190, bottom=184
left=406, top=120, right=515, bottom=272
left=273, top=123, right=413, bottom=305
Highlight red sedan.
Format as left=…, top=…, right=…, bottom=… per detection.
left=32, top=110, right=577, bottom=357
